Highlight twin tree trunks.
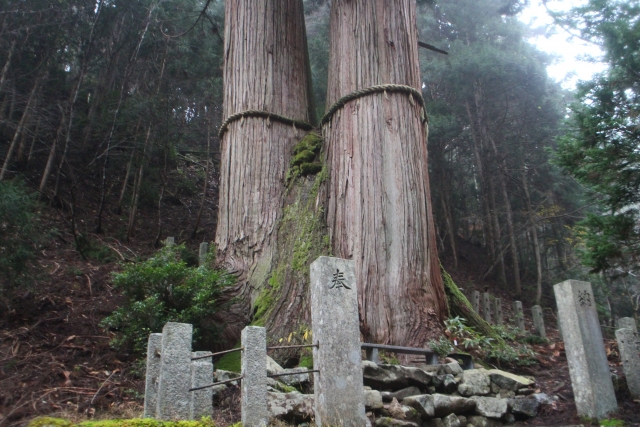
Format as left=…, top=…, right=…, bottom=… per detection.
left=215, top=0, right=446, bottom=348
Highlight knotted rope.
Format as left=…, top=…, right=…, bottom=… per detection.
left=218, top=109, right=314, bottom=138
left=320, top=83, right=428, bottom=126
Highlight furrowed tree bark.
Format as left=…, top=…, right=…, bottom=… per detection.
left=323, top=0, right=446, bottom=346
left=215, top=0, right=316, bottom=345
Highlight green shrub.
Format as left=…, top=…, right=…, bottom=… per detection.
left=101, top=244, right=234, bottom=355
left=0, top=179, right=41, bottom=306
left=429, top=336, right=455, bottom=358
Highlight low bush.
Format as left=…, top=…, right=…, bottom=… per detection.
left=101, top=244, right=234, bottom=355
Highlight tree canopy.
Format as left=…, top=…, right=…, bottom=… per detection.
left=554, top=0, right=640, bottom=275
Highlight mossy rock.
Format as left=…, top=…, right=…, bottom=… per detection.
left=28, top=418, right=216, bottom=427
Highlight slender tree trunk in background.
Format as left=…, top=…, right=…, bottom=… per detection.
left=466, top=101, right=497, bottom=273
left=0, top=40, right=15, bottom=93
left=27, top=115, right=41, bottom=165
left=523, top=170, right=542, bottom=304
left=39, top=110, right=66, bottom=196
left=215, top=0, right=315, bottom=344
left=116, top=119, right=141, bottom=215
left=16, top=115, right=31, bottom=165
left=473, top=87, right=507, bottom=286
left=192, top=118, right=211, bottom=239
left=0, top=74, right=42, bottom=180
left=116, top=145, right=136, bottom=215
left=53, top=0, right=103, bottom=201
left=487, top=131, right=521, bottom=294
left=127, top=126, right=152, bottom=242
left=324, top=0, right=446, bottom=346
left=96, top=1, right=156, bottom=233
left=126, top=46, right=166, bottom=239
left=487, top=176, right=507, bottom=285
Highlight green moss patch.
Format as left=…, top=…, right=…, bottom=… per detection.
left=299, top=355, right=314, bottom=369
left=214, top=343, right=241, bottom=373
left=288, top=132, right=324, bottom=181
left=28, top=418, right=215, bottom=427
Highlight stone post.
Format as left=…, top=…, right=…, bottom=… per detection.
left=483, top=292, right=492, bottom=324
left=365, top=347, right=380, bottom=364
left=513, top=301, right=525, bottom=331
left=554, top=280, right=617, bottom=419
left=190, top=352, right=213, bottom=420
left=619, top=317, right=637, bottom=333
left=310, top=256, right=367, bottom=427
left=472, top=291, right=480, bottom=313
left=615, top=328, right=640, bottom=399
left=143, top=333, right=163, bottom=418
left=156, top=322, right=193, bottom=420
left=166, top=237, right=175, bottom=247
left=493, top=298, right=503, bottom=326
left=531, top=305, right=546, bottom=338
left=198, top=242, right=209, bottom=267
left=241, top=326, right=268, bottom=427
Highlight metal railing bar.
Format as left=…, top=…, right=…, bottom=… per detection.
left=267, top=369, right=319, bottom=378
left=191, top=347, right=244, bottom=360
left=189, top=376, right=243, bottom=391
left=266, top=343, right=319, bottom=351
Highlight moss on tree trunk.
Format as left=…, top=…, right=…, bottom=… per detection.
left=441, top=265, right=503, bottom=343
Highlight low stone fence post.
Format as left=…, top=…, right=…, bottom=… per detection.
left=311, top=256, right=367, bottom=427
left=483, top=292, right=492, bottom=324
left=198, top=242, right=209, bottom=266
left=190, top=352, right=213, bottom=420
left=143, top=333, right=163, bottom=418
left=156, top=322, right=193, bottom=420
left=472, top=291, right=480, bottom=313
left=241, top=326, right=268, bottom=427
left=619, top=317, right=637, bottom=333
left=615, top=327, right=640, bottom=399
left=531, top=305, right=546, bottom=338
left=513, top=301, right=525, bottom=331
left=493, top=298, right=503, bottom=326
left=554, top=280, right=617, bottom=419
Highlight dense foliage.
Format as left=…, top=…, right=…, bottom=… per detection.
left=554, top=0, right=640, bottom=276
left=102, top=244, right=234, bottom=355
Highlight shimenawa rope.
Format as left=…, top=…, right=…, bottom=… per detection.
left=217, top=83, right=427, bottom=138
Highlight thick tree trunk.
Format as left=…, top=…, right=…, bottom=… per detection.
left=323, top=0, right=446, bottom=346
left=215, top=0, right=316, bottom=344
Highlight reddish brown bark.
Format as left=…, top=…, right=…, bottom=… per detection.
left=323, top=0, right=446, bottom=346
left=215, top=0, right=315, bottom=343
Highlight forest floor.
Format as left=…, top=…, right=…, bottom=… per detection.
left=1, top=166, right=639, bottom=426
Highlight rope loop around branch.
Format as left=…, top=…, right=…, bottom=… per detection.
left=218, top=109, right=314, bottom=138
left=320, top=84, right=428, bottom=127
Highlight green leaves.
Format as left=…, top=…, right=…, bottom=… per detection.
left=101, top=244, right=234, bottom=355
left=554, top=0, right=640, bottom=274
